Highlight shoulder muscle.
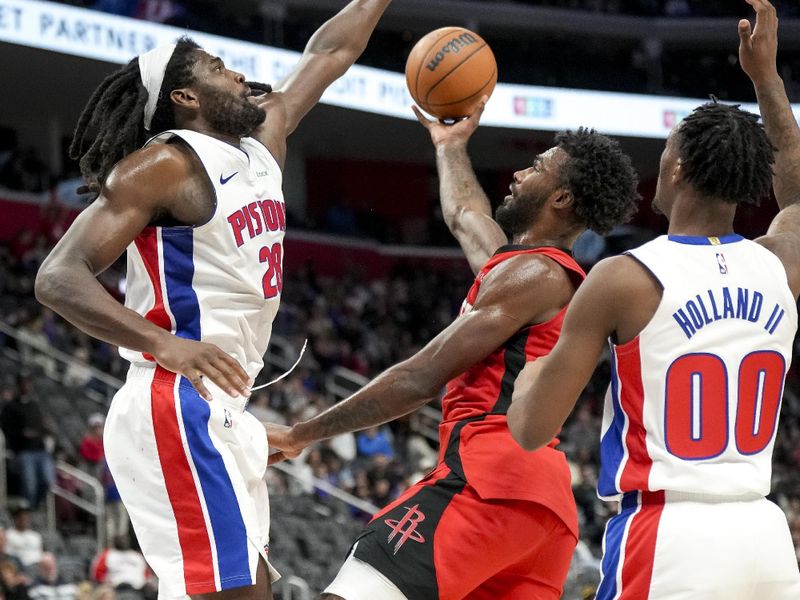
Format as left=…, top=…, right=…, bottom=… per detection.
left=473, top=253, right=576, bottom=325
left=569, top=254, right=661, bottom=344
left=103, top=143, right=194, bottom=213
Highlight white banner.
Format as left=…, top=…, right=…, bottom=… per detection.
left=1, top=0, right=798, bottom=139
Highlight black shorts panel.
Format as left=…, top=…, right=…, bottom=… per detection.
left=352, top=469, right=466, bottom=600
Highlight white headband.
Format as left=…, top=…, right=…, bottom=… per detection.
left=139, top=43, right=177, bottom=131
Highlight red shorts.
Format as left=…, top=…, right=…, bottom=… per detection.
left=352, top=463, right=577, bottom=600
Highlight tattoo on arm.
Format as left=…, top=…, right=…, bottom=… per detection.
left=295, top=365, right=434, bottom=444
left=437, top=144, right=493, bottom=226
left=756, top=79, right=800, bottom=207
left=307, top=397, right=390, bottom=441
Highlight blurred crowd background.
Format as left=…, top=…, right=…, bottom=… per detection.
left=1, top=1, right=800, bottom=599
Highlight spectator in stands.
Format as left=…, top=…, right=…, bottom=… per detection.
left=245, top=391, right=284, bottom=425
left=565, top=539, right=602, bottom=599
left=73, top=581, right=94, bottom=600
left=405, top=433, right=437, bottom=478
left=63, top=348, right=93, bottom=390
left=0, top=558, right=31, bottom=600
left=90, top=536, right=149, bottom=593
left=0, top=529, right=24, bottom=574
left=90, top=585, right=116, bottom=600
left=28, top=553, right=76, bottom=600
left=16, top=319, right=58, bottom=379
left=355, top=426, right=394, bottom=459
left=561, top=403, right=598, bottom=462
left=5, top=504, right=43, bottom=569
left=100, top=464, right=128, bottom=547
left=20, top=236, right=50, bottom=279
left=0, top=373, right=55, bottom=509
left=572, top=463, right=604, bottom=545
left=52, top=454, right=81, bottom=531
left=327, top=433, right=357, bottom=463
left=78, top=414, right=105, bottom=471
left=572, top=229, right=607, bottom=266
left=369, top=478, right=393, bottom=508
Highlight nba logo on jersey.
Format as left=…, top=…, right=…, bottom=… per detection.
left=716, top=253, right=728, bottom=274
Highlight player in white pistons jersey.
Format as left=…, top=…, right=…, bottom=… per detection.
left=121, top=129, right=287, bottom=379
left=508, top=1, right=800, bottom=598
left=601, top=235, right=796, bottom=500
left=35, top=3, right=392, bottom=600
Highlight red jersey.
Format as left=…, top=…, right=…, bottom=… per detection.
left=437, top=245, right=586, bottom=536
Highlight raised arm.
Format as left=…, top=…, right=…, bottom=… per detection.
left=413, top=99, right=507, bottom=274
left=740, top=0, right=800, bottom=208
left=740, top=0, right=800, bottom=298
left=34, top=146, right=250, bottom=401
left=266, top=254, right=573, bottom=462
left=252, top=0, right=391, bottom=165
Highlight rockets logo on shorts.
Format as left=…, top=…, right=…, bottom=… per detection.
left=384, top=504, right=426, bottom=555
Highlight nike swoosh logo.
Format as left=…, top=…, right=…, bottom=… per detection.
left=220, top=172, right=238, bottom=185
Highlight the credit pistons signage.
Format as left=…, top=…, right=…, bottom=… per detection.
left=1, top=0, right=798, bottom=138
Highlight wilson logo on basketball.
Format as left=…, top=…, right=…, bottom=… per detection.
left=426, top=33, right=478, bottom=71
left=384, top=504, right=426, bottom=554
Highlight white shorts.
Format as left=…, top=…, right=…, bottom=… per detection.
left=597, top=491, right=800, bottom=600
left=323, top=542, right=408, bottom=600
left=104, top=364, right=279, bottom=600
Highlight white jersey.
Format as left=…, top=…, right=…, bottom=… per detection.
left=599, top=234, right=797, bottom=499
left=120, top=130, right=286, bottom=386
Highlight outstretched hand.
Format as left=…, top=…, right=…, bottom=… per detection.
left=412, top=96, right=488, bottom=148
left=265, top=422, right=305, bottom=465
left=738, top=0, right=780, bottom=84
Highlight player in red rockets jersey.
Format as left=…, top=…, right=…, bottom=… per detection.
left=508, top=2, right=800, bottom=598
left=267, top=98, right=640, bottom=600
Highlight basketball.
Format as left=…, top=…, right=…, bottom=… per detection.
left=405, top=27, right=497, bottom=120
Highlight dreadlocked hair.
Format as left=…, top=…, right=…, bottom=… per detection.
left=69, top=36, right=201, bottom=196
left=677, top=102, right=775, bottom=205
left=555, top=128, right=640, bottom=235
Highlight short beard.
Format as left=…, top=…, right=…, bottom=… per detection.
left=200, top=85, right=266, bottom=139
left=495, top=193, right=547, bottom=236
